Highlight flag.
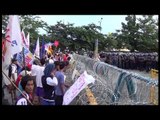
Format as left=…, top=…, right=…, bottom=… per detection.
left=17, top=46, right=34, bottom=66
left=21, top=29, right=27, bottom=47
left=44, top=42, right=54, bottom=55
left=40, top=37, right=45, bottom=59
left=10, top=16, right=23, bottom=55
left=32, top=40, right=37, bottom=54
left=26, top=32, right=30, bottom=49
left=21, top=30, right=30, bottom=50
left=54, top=40, right=59, bottom=48
left=34, top=37, right=40, bottom=58
left=2, top=15, right=23, bottom=85
left=25, top=49, right=34, bottom=65
left=44, top=42, right=54, bottom=51
left=16, top=52, right=23, bottom=67
left=48, top=45, right=53, bottom=55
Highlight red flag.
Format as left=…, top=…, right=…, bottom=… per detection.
left=54, top=40, right=59, bottom=48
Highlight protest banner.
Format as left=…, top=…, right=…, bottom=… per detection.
left=63, top=71, right=95, bottom=105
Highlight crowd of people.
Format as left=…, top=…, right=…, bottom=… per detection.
left=2, top=49, right=158, bottom=105
left=2, top=51, right=72, bottom=105
left=88, top=51, right=158, bottom=72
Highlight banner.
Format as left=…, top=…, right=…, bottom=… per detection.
left=63, top=71, right=95, bottom=105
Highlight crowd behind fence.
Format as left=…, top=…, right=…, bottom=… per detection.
left=72, top=54, right=158, bottom=105
left=87, top=52, right=158, bottom=72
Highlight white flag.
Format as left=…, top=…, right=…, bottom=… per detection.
left=63, top=71, right=95, bottom=105
left=10, top=16, right=23, bottom=55
left=2, top=15, right=22, bottom=85
left=26, top=32, right=30, bottom=49
left=34, top=37, right=40, bottom=58
left=21, top=29, right=26, bottom=47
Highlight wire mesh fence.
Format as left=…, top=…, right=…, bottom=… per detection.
left=69, top=54, right=158, bottom=105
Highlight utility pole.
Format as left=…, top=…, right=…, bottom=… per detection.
left=94, top=18, right=103, bottom=60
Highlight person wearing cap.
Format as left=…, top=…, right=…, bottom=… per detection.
left=16, top=75, right=36, bottom=105
left=41, top=63, right=58, bottom=105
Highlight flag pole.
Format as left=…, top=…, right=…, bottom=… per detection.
left=2, top=71, right=33, bottom=105
left=22, top=47, right=27, bottom=75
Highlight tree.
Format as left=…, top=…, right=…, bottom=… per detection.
left=120, top=15, right=140, bottom=52
left=117, top=15, right=158, bottom=52
left=137, top=15, right=158, bottom=52
left=102, top=33, right=118, bottom=51
left=47, top=21, right=74, bottom=50
left=2, top=15, right=49, bottom=45
left=47, top=21, right=105, bottom=51
left=2, top=15, right=9, bottom=35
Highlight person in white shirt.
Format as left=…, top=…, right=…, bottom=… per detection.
left=7, top=58, right=18, bottom=102
left=31, top=59, right=45, bottom=104
left=49, top=56, right=54, bottom=64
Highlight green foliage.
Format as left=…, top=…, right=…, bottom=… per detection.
left=2, top=15, right=158, bottom=52
left=116, top=15, right=158, bottom=52
left=2, top=15, right=49, bottom=45
left=137, top=15, right=158, bottom=52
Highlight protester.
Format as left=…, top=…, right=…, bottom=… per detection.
left=31, top=58, right=45, bottom=104
left=41, top=63, right=58, bottom=105
left=55, top=62, right=68, bottom=105
left=7, top=58, right=18, bottom=101
left=16, top=66, right=31, bottom=97
left=16, top=75, right=36, bottom=105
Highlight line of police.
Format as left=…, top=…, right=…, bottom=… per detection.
left=88, top=51, right=158, bottom=72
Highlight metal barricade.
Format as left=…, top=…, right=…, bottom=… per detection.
left=73, top=54, right=158, bottom=105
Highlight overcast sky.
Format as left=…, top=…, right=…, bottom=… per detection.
left=38, top=15, right=127, bottom=35
left=38, top=15, right=158, bottom=35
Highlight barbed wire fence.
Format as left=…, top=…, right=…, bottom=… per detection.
left=65, top=54, right=158, bottom=105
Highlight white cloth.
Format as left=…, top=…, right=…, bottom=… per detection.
left=11, top=64, right=17, bottom=74
left=20, top=70, right=31, bottom=76
left=11, top=64, right=17, bottom=81
left=16, top=92, right=29, bottom=105
left=31, top=65, right=45, bottom=87
left=16, top=98, right=27, bottom=105
left=49, top=59, right=54, bottom=64
left=53, top=58, right=58, bottom=63
left=46, top=77, right=58, bottom=86
left=64, top=75, right=66, bottom=82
